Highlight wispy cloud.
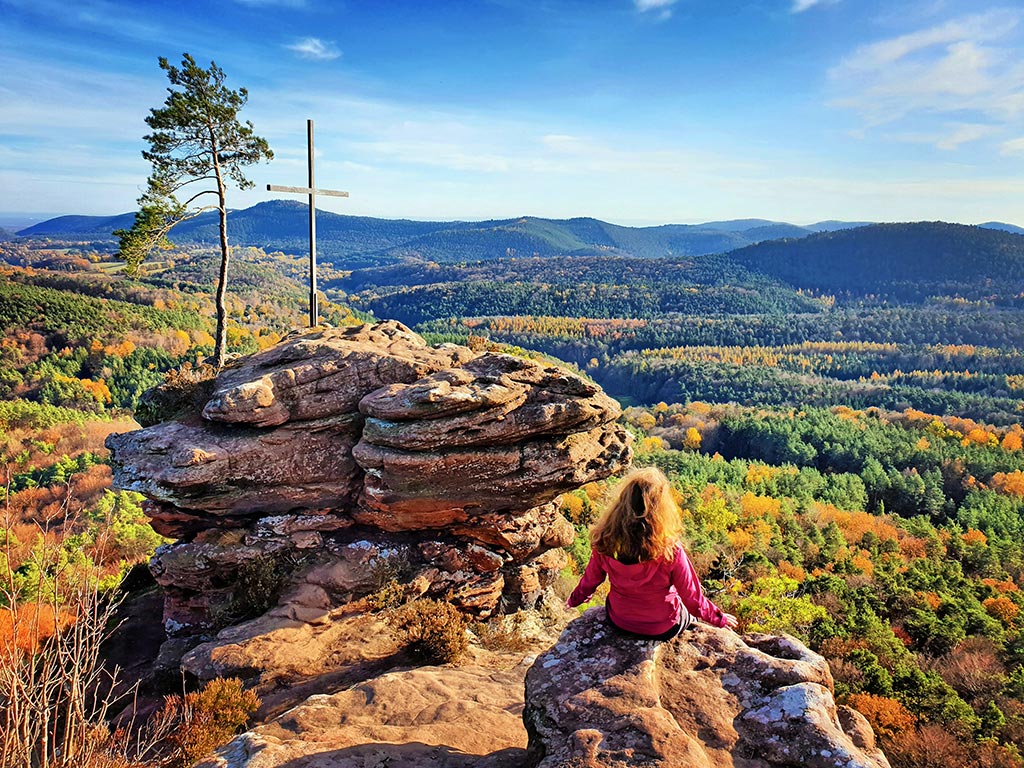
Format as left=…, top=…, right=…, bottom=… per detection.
left=1002, top=137, right=1024, bottom=155
left=285, top=38, right=342, bottom=61
left=828, top=9, right=1024, bottom=142
left=792, top=0, right=830, bottom=13
left=634, top=0, right=676, bottom=20
left=635, top=0, right=675, bottom=9
left=236, top=0, right=307, bottom=7
left=933, top=122, right=999, bottom=150
left=887, top=122, right=999, bottom=151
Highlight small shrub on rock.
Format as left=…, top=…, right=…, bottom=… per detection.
left=153, top=677, right=261, bottom=767
left=211, top=555, right=286, bottom=628
left=135, top=362, right=217, bottom=427
left=365, top=578, right=405, bottom=611
left=473, top=611, right=531, bottom=652
left=388, top=598, right=468, bottom=664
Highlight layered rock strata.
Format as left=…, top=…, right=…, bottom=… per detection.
left=107, top=322, right=631, bottom=636
left=524, top=608, right=891, bottom=768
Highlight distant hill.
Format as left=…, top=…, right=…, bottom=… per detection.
left=17, top=213, right=136, bottom=239
left=16, top=201, right=815, bottom=266
left=806, top=221, right=875, bottom=232
left=22, top=207, right=1022, bottom=278
left=727, top=222, right=1024, bottom=300
left=742, top=223, right=813, bottom=241
left=980, top=221, right=1024, bottom=235
left=692, top=219, right=813, bottom=241
left=697, top=218, right=784, bottom=232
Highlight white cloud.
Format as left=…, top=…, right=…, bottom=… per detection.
left=286, top=38, right=342, bottom=61
left=828, top=9, right=1024, bottom=143
left=934, top=123, right=998, bottom=150
left=1002, top=137, right=1024, bottom=155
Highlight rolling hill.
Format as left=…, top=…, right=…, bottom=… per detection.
left=16, top=201, right=815, bottom=266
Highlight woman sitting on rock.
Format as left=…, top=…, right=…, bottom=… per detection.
left=567, top=466, right=738, bottom=640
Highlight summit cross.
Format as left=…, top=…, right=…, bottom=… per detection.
left=267, top=119, right=349, bottom=327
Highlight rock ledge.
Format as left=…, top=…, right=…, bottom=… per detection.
left=524, top=608, right=891, bottom=768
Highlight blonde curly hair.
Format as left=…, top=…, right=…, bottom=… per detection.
left=590, top=466, right=682, bottom=563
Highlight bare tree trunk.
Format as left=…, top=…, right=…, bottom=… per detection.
left=212, top=142, right=229, bottom=369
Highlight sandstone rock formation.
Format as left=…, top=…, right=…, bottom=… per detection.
left=106, top=321, right=631, bottom=636
left=524, top=607, right=891, bottom=768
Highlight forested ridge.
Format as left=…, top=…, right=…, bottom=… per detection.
left=13, top=201, right=887, bottom=267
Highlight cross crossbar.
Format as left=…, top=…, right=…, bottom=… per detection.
left=266, top=119, right=348, bottom=327
left=267, top=184, right=349, bottom=198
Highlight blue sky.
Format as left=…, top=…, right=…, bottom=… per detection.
left=1, top=0, right=1023, bottom=225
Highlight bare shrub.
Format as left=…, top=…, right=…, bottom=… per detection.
left=134, top=362, right=217, bottom=427
left=886, top=723, right=1024, bottom=768
left=0, top=563, right=128, bottom=768
left=828, top=658, right=866, bottom=694
left=884, top=724, right=971, bottom=768
left=927, top=637, right=1006, bottom=702
left=365, top=579, right=404, bottom=611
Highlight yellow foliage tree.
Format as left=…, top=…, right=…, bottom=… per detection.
left=638, top=436, right=669, bottom=453
left=636, top=412, right=657, bottom=431
left=739, top=492, right=782, bottom=520
left=561, top=494, right=586, bottom=526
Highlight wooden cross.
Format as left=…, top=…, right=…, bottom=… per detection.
left=267, top=119, right=349, bottom=327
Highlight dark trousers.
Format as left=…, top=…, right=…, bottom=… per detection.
left=605, top=598, right=691, bottom=641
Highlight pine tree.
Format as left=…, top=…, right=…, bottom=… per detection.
left=116, top=53, right=273, bottom=367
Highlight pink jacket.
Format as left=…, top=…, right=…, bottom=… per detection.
left=567, top=544, right=728, bottom=635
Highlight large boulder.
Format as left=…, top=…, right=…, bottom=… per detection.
left=353, top=352, right=630, bottom=526
left=524, top=608, right=891, bottom=768
left=106, top=322, right=632, bottom=635
left=201, top=322, right=475, bottom=427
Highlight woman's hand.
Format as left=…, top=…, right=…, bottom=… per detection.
left=722, top=613, right=739, bottom=630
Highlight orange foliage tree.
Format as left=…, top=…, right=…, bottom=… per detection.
left=844, top=693, right=915, bottom=740
left=991, top=471, right=1024, bottom=497
left=983, top=596, right=1019, bottom=626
